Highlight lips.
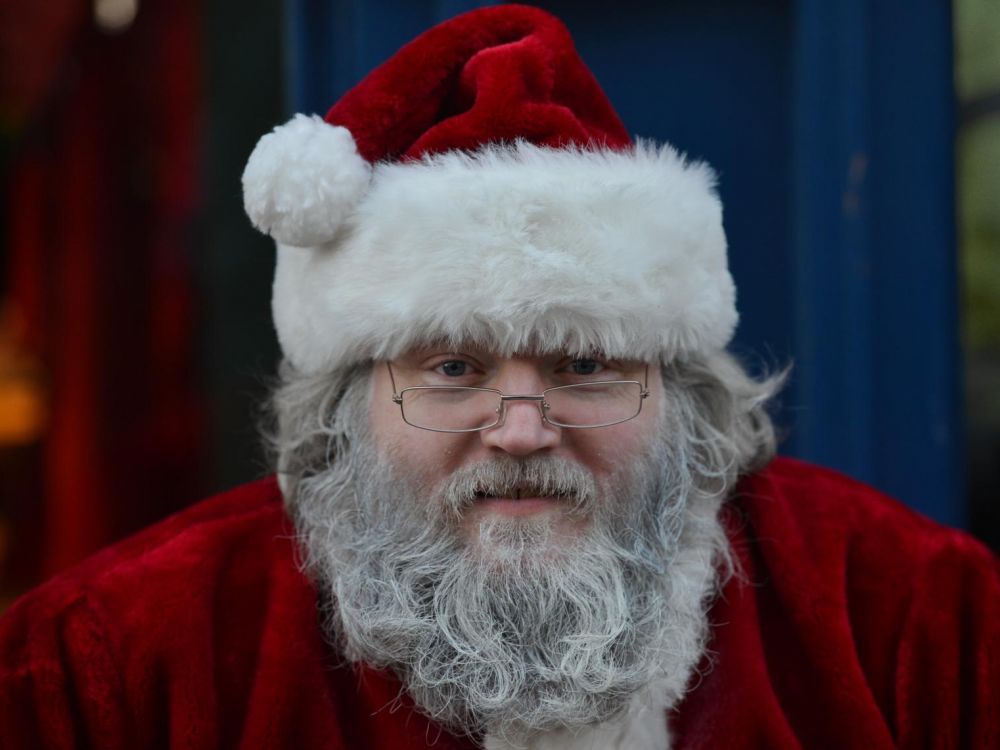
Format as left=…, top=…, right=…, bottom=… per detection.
left=473, top=485, right=571, bottom=502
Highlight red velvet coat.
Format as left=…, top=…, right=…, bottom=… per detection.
left=1, top=457, right=997, bottom=748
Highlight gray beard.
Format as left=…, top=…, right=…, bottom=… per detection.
left=289, top=402, right=727, bottom=745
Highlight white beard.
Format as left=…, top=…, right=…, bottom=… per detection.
left=288, top=388, right=728, bottom=749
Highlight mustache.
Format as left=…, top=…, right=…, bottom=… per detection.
left=440, top=455, right=597, bottom=516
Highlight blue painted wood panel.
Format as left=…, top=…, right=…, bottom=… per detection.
left=284, top=0, right=963, bottom=527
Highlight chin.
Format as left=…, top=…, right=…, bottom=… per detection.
left=464, top=509, right=589, bottom=564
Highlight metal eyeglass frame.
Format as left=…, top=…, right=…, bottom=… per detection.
left=386, top=362, right=650, bottom=433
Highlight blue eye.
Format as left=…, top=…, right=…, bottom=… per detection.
left=439, top=360, right=468, bottom=377
left=568, top=359, right=602, bottom=375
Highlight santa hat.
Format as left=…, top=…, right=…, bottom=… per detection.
left=242, top=4, right=736, bottom=375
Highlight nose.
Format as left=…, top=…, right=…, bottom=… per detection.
left=479, top=397, right=561, bottom=455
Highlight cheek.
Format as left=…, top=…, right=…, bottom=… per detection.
left=396, top=435, right=465, bottom=478
left=572, top=428, right=647, bottom=477
left=368, top=398, right=467, bottom=482
left=570, top=395, right=662, bottom=476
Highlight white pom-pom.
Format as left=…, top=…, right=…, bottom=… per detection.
left=242, top=114, right=371, bottom=247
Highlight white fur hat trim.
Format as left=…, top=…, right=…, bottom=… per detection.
left=242, top=114, right=371, bottom=248
left=269, top=140, right=737, bottom=374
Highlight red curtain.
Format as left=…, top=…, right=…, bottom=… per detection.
left=1, top=0, right=204, bottom=585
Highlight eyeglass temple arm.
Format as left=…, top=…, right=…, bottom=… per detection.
left=386, top=362, right=402, bottom=403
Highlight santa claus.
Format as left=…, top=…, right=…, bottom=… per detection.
left=1, top=5, right=996, bottom=749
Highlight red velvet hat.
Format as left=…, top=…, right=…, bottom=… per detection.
left=243, top=5, right=736, bottom=374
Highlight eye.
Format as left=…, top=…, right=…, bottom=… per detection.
left=566, top=358, right=604, bottom=376
left=421, top=353, right=487, bottom=384
left=437, top=360, right=470, bottom=377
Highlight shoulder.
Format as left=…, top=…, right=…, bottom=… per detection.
left=684, top=458, right=1000, bottom=746
left=731, top=455, right=997, bottom=576
left=727, top=456, right=999, bottom=710
left=0, top=478, right=333, bottom=746
left=0, top=476, right=298, bottom=668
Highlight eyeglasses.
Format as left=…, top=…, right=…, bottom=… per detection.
left=387, top=362, right=650, bottom=433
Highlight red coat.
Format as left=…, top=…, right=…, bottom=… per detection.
left=1, top=457, right=996, bottom=748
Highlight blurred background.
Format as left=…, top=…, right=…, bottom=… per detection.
left=0, top=0, right=997, bottom=605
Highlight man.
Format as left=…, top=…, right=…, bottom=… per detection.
left=1, top=5, right=996, bottom=749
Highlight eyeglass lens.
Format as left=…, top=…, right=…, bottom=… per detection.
left=399, top=381, right=643, bottom=431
